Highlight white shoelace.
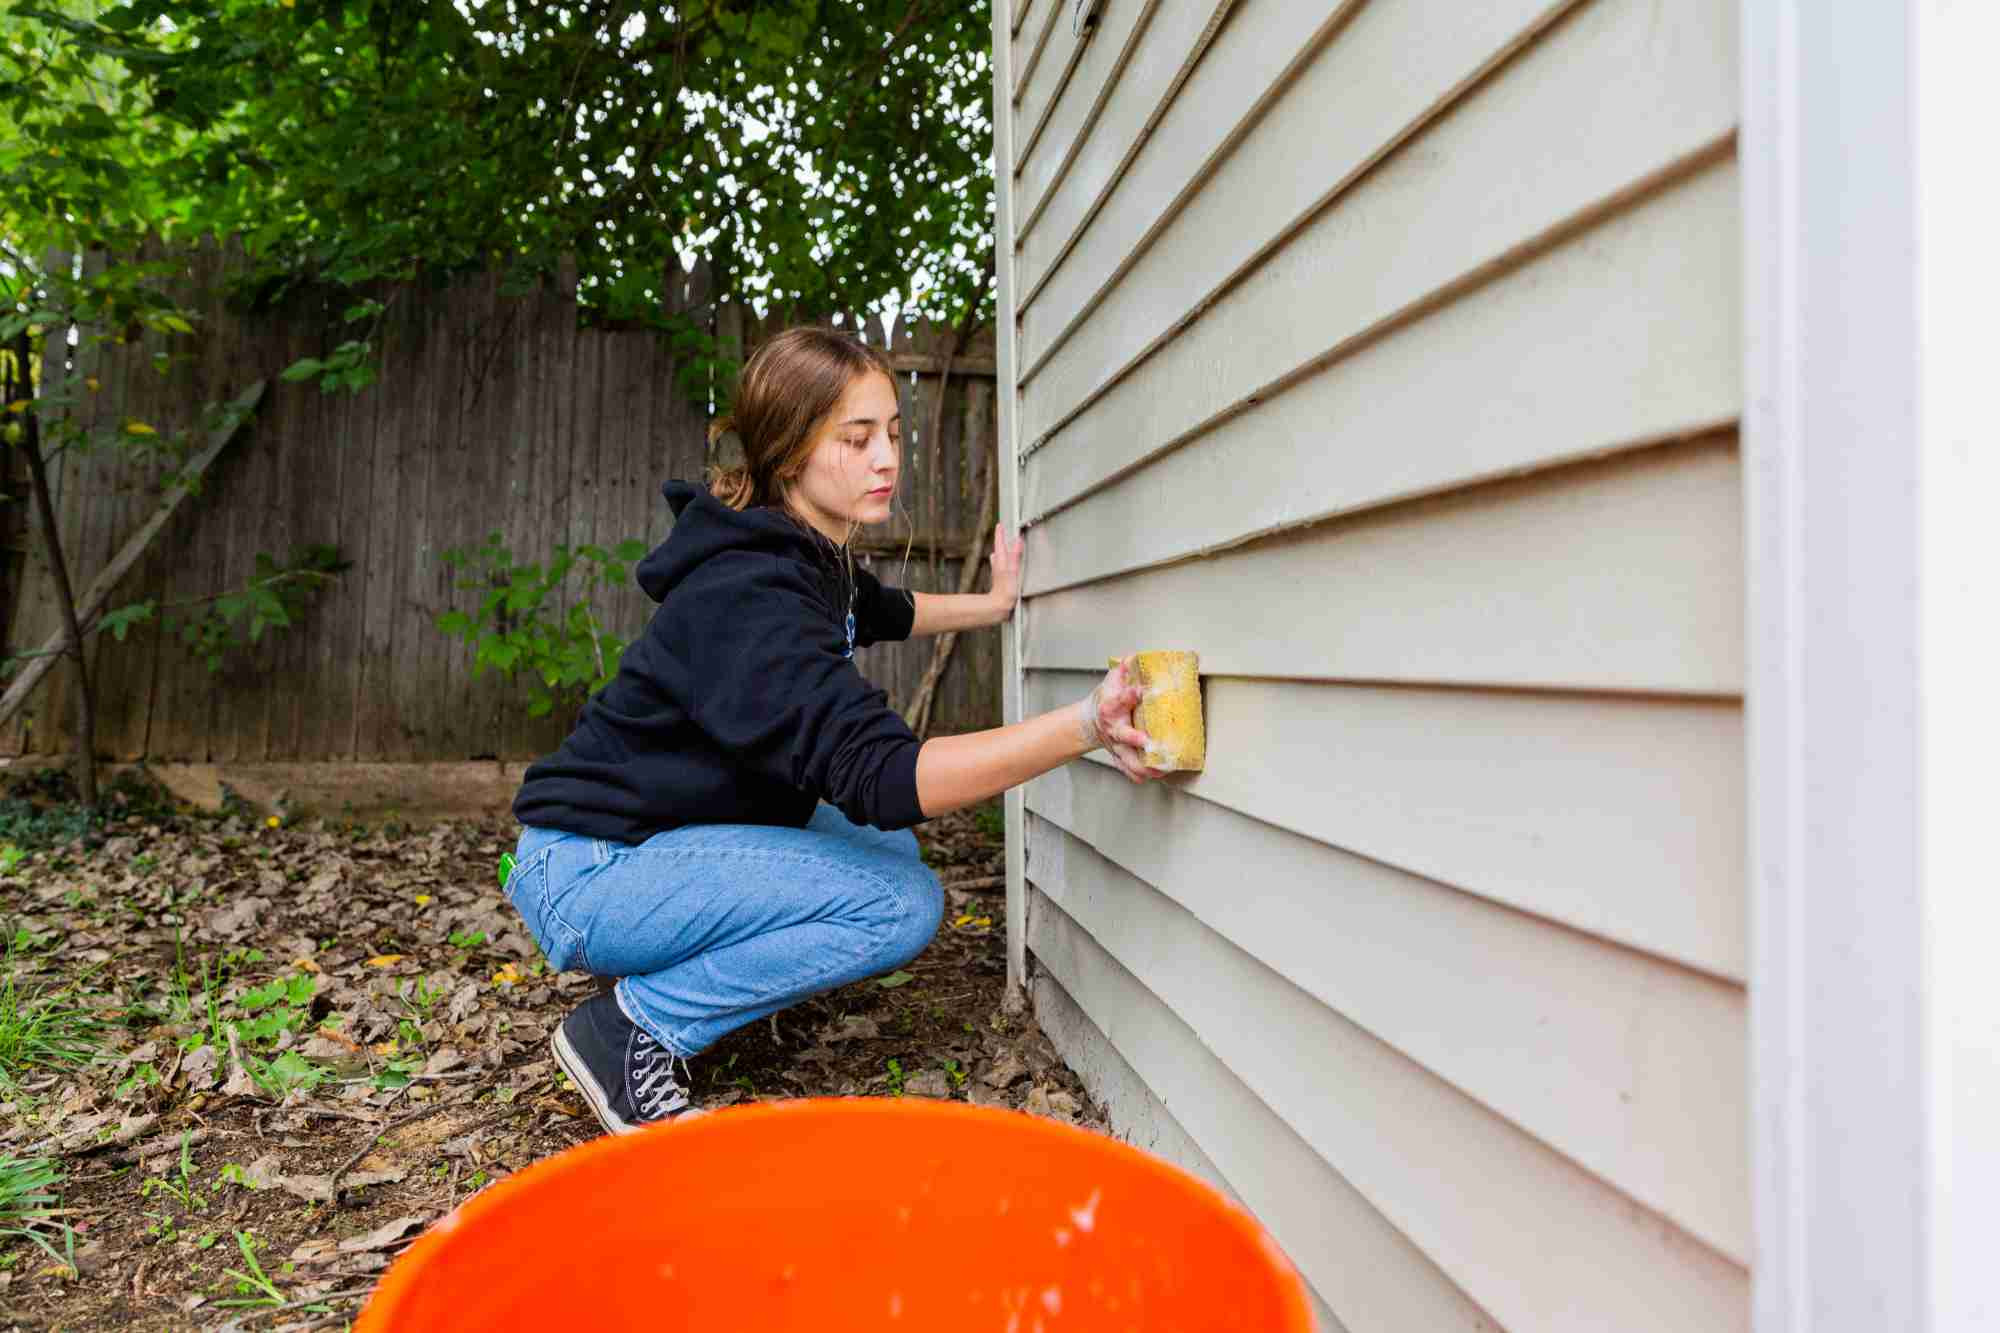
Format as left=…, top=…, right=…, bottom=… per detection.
left=630, top=1037, right=693, bottom=1120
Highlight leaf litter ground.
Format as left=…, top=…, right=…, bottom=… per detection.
left=0, top=770, right=1104, bottom=1330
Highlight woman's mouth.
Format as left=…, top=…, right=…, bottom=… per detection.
left=867, top=485, right=893, bottom=497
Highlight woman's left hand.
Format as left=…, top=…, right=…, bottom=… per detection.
left=987, top=523, right=1026, bottom=620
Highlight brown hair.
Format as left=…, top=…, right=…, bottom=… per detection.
left=707, top=327, right=898, bottom=520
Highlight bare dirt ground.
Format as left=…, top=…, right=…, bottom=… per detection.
left=0, top=768, right=1101, bottom=1330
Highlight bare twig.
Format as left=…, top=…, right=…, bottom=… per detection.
left=904, top=439, right=999, bottom=740
left=289, top=1106, right=388, bottom=1126
left=80, top=1128, right=211, bottom=1169
left=214, top=1286, right=375, bottom=1332
left=10, top=328, right=96, bottom=804
left=0, top=380, right=264, bottom=733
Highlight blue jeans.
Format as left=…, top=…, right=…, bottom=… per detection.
left=507, top=804, right=943, bottom=1058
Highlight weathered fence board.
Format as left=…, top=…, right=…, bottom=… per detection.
left=1, top=245, right=1002, bottom=766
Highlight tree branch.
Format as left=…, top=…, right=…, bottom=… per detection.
left=903, top=431, right=998, bottom=740
left=11, top=328, right=97, bottom=804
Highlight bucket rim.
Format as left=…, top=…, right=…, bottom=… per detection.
left=354, top=1095, right=1314, bottom=1330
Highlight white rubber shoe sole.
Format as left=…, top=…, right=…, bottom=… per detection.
left=550, top=1024, right=704, bottom=1135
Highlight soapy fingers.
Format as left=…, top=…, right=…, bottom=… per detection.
left=1081, top=656, right=1169, bottom=783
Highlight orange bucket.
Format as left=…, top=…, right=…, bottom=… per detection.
left=356, top=1098, right=1313, bottom=1330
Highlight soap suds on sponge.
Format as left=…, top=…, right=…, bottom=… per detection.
left=1114, top=651, right=1205, bottom=772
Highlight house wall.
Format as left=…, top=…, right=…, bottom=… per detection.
left=992, top=1, right=1747, bottom=1327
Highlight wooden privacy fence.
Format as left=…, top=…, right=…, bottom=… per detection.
left=0, top=238, right=1002, bottom=766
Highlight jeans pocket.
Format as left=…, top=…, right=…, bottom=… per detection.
left=535, top=838, right=602, bottom=973
left=507, top=833, right=588, bottom=972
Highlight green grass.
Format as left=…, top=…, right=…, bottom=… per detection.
left=216, top=1231, right=285, bottom=1309
left=137, top=1131, right=208, bottom=1216
left=0, top=944, right=106, bottom=1087
left=0, top=1155, right=60, bottom=1227
left=133, top=933, right=329, bottom=1099
left=0, top=1155, right=77, bottom=1277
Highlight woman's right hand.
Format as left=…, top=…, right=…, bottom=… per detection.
left=1077, top=655, right=1168, bottom=783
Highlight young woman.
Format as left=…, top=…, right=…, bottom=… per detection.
left=507, top=327, right=1166, bottom=1135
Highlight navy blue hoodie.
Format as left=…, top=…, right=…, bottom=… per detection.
left=511, top=479, right=925, bottom=843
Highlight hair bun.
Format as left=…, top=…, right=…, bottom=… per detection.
left=707, top=461, right=755, bottom=510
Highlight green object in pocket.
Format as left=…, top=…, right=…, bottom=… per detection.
left=497, top=852, right=516, bottom=891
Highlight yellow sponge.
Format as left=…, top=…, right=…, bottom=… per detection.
left=1112, top=651, right=1205, bottom=772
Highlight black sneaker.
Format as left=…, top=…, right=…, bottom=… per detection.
left=550, top=990, right=698, bottom=1134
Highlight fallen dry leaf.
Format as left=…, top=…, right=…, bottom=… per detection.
left=980, top=1052, right=1027, bottom=1090
left=289, top=1238, right=342, bottom=1266
left=247, top=1154, right=409, bottom=1203
left=422, top=1048, right=466, bottom=1076
left=821, top=1015, right=879, bottom=1044
left=300, top=1031, right=361, bottom=1058
left=338, top=1216, right=427, bottom=1253
left=903, top=1070, right=952, bottom=1099
left=0, top=794, right=1079, bottom=1320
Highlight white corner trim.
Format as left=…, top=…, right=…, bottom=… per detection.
left=1743, top=3, right=2000, bottom=1330
left=993, top=0, right=1031, bottom=994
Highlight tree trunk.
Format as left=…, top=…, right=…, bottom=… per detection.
left=10, top=328, right=98, bottom=807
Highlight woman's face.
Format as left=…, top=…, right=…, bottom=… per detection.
left=787, top=369, right=901, bottom=544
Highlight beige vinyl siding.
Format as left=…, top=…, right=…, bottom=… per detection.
left=1011, top=0, right=1099, bottom=172
left=1028, top=835, right=1747, bottom=1333
left=1020, top=158, right=1740, bottom=545
left=994, top=0, right=1748, bottom=1326
left=1008, top=0, right=1062, bottom=102
left=1024, top=437, right=1743, bottom=695
left=1018, top=0, right=1734, bottom=451
left=1010, top=0, right=1162, bottom=231
left=1028, top=899, right=1502, bottom=1333
left=1015, top=0, right=1329, bottom=310
left=1029, top=974, right=1348, bottom=1333
left=1022, top=672, right=1746, bottom=984
left=1025, top=761, right=1749, bottom=1261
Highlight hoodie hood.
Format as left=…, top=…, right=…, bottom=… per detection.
left=638, top=479, right=835, bottom=603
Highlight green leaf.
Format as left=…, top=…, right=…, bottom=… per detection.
left=99, top=600, right=156, bottom=640
left=876, top=970, right=915, bottom=989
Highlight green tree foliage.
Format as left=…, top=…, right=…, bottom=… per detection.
left=3, top=0, right=995, bottom=335
left=0, top=0, right=994, bottom=762
left=435, top=532, right=647, bottom=720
